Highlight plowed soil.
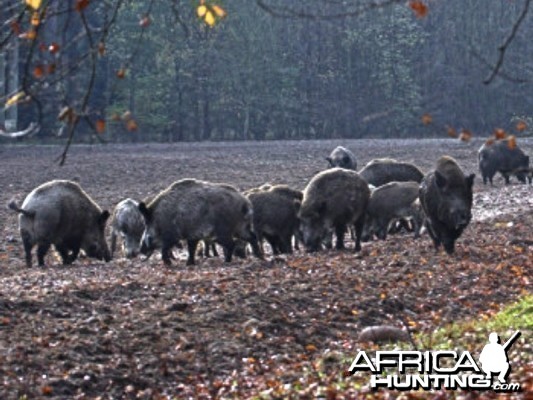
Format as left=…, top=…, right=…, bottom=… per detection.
left=0, top=139, right=531, bottom=399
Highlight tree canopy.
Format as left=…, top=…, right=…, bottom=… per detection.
left=1, top=0, right=532, bottom=163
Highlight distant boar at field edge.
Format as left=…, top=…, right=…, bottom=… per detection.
left=138, top=179, right=263, bottom=266
left=326, top=146, right=357, bottom=170
left=419, top=156, right=475, bottom=254
left=8, top=180, right=111, bottom=267
left=478, top=139, right=530, bottom=185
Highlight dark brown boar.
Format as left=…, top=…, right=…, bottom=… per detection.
left=419, top=156, right=475, bottom=254
left=138, top=179, right=262, bottom=265
left=246, top=184, right=303, bottom=254
left=299, top=168, right=370, bottom=252
left=363, top=181, right=423, bottom=241
left=8, top=180, right=111, bottom=267
left=478, top=139, right=530, bottom=185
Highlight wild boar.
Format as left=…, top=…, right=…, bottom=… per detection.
left=246, top=184, right=303, bottom=254
left=419, top=156, right=475, bottom=254
left=359, top=159, right=424, bottom=187
left=8, top=180, right=111, bottom=267
left=363, top=181, right=423, bottom=240
left=478, top=139, right=530, bottom=185
left=326, top=146, right=357, bottom=170
left=138, top=179, right=262, bottom=265
left=110, top=198, right=145, bottom=258
left=299, top=168, right=370, bottom=252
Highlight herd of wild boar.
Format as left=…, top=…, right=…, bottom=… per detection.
left=7, top=139, right=531, bottom=267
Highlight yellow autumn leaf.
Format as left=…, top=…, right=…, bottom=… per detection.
left=31, top=12, right=40, bottom=26
left=305, top=344, right=317, bottom=352
left=204, top=10, right=215, bottom=26
left=25, top=0, right=42, bottom=10
left=212, top=5, right=227, bottom=18
left=197, top=5, right=207, bottom=17
left=6, top=91, right=26, bottom=107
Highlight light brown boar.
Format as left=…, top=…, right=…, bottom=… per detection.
left=138, top=179, right=262, bottom=265
left=8, top=180, right=111, bottom=267
left=299, top=168, right=370, bottom=252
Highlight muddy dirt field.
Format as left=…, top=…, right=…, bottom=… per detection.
left=0, top=139, right=532, bottom=399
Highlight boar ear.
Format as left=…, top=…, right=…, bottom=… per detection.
left=325, top=156, right=333, bottom=166
left=138, top=202, right=152, bottom=222
left=435, top=171, right=447, bottom=189
left=99, top=210, right=110, bottom=226
left=466, top=173, right=475, bottom=189
left=293, top=199, right=302, bottom=213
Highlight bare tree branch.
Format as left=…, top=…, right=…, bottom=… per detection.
left=484, top=0, right=531, bottom=85
left=56, top=0, right=125, bottom=165
left=469, top=46, right=529, bottom=84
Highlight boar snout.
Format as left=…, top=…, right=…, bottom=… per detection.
left=125, top=249, right=138, bottom=258
left=453, top=210, right=471, bottom=230
left=140, top=234, right=155, bottom=256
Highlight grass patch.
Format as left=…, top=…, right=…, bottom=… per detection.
left=419, top=294, right=532, bottom=351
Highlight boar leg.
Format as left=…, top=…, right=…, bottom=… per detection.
left=56, top=244, right=78, bottom=264
left=279, top=233, right=293, bottom=254
left=353, top=218, right=365, bottom=252
left=201, top=240, right=211, bottom=257
left=211, top=242, right=218, bottom=257
left=37, top=242, right=51, bottom=266
left=110, top=230, right=117, bottom=258
left=323, top=231, right=333, bottom=249
left=56, top=244, right=71, bottom=264
left=503, top=173, right=511, bottom=184
left=376, top=218, right=389, bottom=240
left=412, top=218, right=422, bottom=239
left=217, top=237, right=235, bottom=263
left=293, top=234, right=300, bottom=251
left=238, top=229, right=263, bottom=260
left=248, top=232, right=264, bottom=260
left=335, top=224, right=346, bottom=249
left=161, top=243, right=174, bottom=266
left=442, top=236, right=456, bottom=254
left=22, top=231, right=33, bottom=268
left=233, top=240, right=247, bottom=259
left=186, top=240, right=199, bottom=265
left=202, top=240, right=218, bottom=257
left=69, top=246, right=80, bottom=263
left=264, top=233, right=280, bottom=255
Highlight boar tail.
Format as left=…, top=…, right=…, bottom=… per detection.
left=7, top=199, right=35, bottom=218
